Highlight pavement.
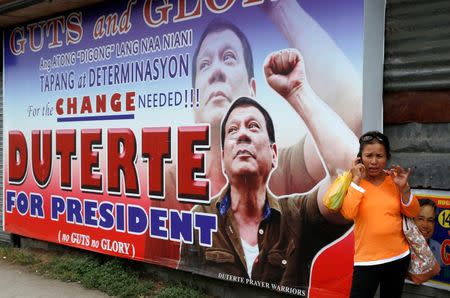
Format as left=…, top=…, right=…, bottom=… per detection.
left=0, top=261, right=109, bottom=298
left=1, top=255, right=448, bottom=298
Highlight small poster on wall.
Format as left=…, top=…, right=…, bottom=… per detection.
left=414, top=191, right=450, bottom=291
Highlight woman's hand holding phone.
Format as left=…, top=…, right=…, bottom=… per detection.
left=350, top=157, right=365, bottom=184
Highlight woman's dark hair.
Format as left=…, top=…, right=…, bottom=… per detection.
left=418, top=198, right=437, bottom=213
left=358, top=131, right=391, bottom=159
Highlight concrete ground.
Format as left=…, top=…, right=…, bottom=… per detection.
left=1, top=239, right=448, bottom=298
left=0, top=261, right=109, bottom=298
left=1, top=260, right=448, bottom=298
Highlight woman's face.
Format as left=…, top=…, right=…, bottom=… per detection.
left=361, top=143, right=387, bottom=178
left=414, top=205, right=436, bottom=241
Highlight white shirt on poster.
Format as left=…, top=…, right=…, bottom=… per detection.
left=241, top=238, right=259, bottom=278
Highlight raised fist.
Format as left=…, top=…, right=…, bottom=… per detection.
left=264, top=48, right=308, bottom=99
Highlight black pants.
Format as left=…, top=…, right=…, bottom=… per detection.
left=350, top=255, right=410, bottom=298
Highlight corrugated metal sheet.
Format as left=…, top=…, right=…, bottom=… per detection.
left=385, top=123, right=450, bottom=190
left=384, top=0, right=450, bottom=190
left=384, top=0, right=450, bottom=91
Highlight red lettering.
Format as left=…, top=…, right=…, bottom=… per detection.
left=31, top=130, right=52, bottom=186
left=8, top=131, right=28, bottom=183
left=55, top=92, right=136, bottom=115
left=143, top=0, right=173, bottom=28
left=242, top=0, right=264, bottom=7
left=66, top=12, right=83, bottom=45
left=80, top=96, right=93, bottom=114
left=96, top=94, right=107, bottom=113
left=56, top=130, right=76, bottom=188
left=142, top=127, right=171, bottom=197
left=205, top=0, right=236, bottom=13
left=110, top=93, right=121, bottom=112
left=105, top=14, right=119, bottom=37
left=174, top=0, right=201, bottom=22
left=93, top=0, right=136, bottom=39
left=177, top=125, right=210, bottom=202
left=10, top=13, right=83, bottom=54
left=81, top=129, right=102, bottom=191
left=67, top=97, right=77, bottom=114
left=125, top=91, right=135, bottom=111
left=93, top=16, right=105, bottom=39
left=9, top=27, right=26, bottom=55
left=27, top=22, right=44, bottom=52
left=442, top=239, right=450, bottom=265
left=46, top=16, right=65, bottom=49
left=107, top=129, right=138, bottom=195
left=142, top=0, right=266, bottom=29
left=7, top=125, right=214, bottom=200
left=56, top=98, right=64, bottom=115
left=119, top=0, right=136, bottom=33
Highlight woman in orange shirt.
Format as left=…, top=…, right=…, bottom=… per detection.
left=341, top=131, right=419, bottom=298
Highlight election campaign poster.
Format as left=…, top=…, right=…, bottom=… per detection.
left=414, top=192, right=450, bottom=291
left=3, top=0, right=364, bottom=296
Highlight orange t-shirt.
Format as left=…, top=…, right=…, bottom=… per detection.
left=340, top=175, right=419, bottom=265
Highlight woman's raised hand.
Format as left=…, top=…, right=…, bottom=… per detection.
left=389, top=165, right=411, bottom=194
left=350, top=157, right=365, bottom=184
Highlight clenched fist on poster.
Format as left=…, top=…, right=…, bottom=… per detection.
left=264, top=48, right=311, bottom=103
left=264, top=47, right=358, bottom=220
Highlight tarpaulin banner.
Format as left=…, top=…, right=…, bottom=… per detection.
left=3, top=0, right=363, bottom=296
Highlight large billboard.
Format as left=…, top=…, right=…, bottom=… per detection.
left=3, top=0, right=364, bottom=296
